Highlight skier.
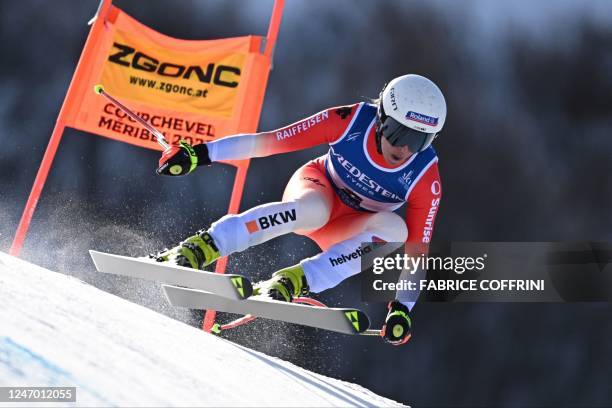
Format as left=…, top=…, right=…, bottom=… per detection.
left=154, top=74, right=445, bottom=346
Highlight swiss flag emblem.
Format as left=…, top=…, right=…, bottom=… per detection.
left=245, top=220, right=259, bottom=233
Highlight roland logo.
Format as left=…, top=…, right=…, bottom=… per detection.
left=406, top=111, right=438, bottom=126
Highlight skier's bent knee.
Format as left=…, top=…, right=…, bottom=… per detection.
left=366, top=212, right=408, bottom=243
left=294, top=194, right=331, bottom=230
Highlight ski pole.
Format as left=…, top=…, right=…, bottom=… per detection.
left=360, top=329, right=383, bottom=337
left=93, top=84, right=171, bottom=151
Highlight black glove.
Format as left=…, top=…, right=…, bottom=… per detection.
left=382, top=301, right=412, bottom=346
left=157, top=141, right=211, bottom=176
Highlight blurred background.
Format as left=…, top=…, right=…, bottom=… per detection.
left=1, top=0, right=611, bottom=406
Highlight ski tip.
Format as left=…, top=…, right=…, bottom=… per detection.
left=161, top=284, right=183, bottom=306
left=89, top=250, right=103, bottom=270
left=343, top=309, right=370, bottom=334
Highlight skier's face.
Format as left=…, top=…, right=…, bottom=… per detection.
left=380, top=136, right=413, bottom=165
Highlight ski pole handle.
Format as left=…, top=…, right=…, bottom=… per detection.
left=93, top=84, right=170, bottom=150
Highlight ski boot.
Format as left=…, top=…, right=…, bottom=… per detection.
left=254, top=264, right=310, bottom=302
left=152, top=229, right=220, bottom=270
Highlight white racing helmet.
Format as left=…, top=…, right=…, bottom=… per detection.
left=376, top=74, right=447, bottom=153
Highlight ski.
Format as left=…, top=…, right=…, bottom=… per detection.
left=210, top=297, right=383, bottom=337
left=162, top=284, right=370, bottom=335
left=89, top=250, right=252, bottom=300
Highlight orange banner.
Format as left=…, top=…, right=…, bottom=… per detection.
left=65, top=5, right=270, bottom=150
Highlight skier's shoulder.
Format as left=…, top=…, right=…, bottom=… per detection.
left=417, top=146, right=441, bottom=184
left=321, top=101, right=367, bottom=122
left=318, top=100, right=379, bottom=121
left=309, top=102, right=369, bottom=144
left=420, top=145, right=440, bottom=164
left=406, top=147, right=442, bottom=202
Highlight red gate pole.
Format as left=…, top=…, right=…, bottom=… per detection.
left=202, top=162, right=251, bottom=331
left=9, top=121, right=66, bottom=256
left=202, top=0, right=285, bottom=332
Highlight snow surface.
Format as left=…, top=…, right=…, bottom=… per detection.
left=0, top=251, right=404, bottom=407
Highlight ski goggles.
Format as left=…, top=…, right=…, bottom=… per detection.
left=379, top=115, right=437, bottom=153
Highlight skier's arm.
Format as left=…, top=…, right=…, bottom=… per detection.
left=402, top=160, right=442, bottom=306
left=404, top=160, right=442, bottom=248
left=206, top=104, right=359, bottom=161
left=383, top=161, right=442, bottom=345
left=157, top=104, right=359, bottom=175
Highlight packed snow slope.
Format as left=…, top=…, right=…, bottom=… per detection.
left=0, top=251, right=403, bottom=407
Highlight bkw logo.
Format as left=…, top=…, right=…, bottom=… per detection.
left=245, top=209, right=297, bottom=233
